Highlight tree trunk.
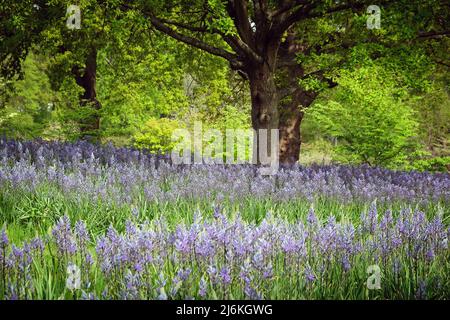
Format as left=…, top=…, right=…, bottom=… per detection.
left=73, top=47, right=101, bottom=140
left=278, top=90, right=318, bottom=165
left=247, top=61, right=318, bottom=166
left=279, top=99, right=303, bottom=166
left=276, top=31, right=305, bottom=166
left=248, top=63, right=279, bottom=164
left=276, top=30, right=321, bottom=166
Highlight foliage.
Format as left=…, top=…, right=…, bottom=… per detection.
left=133, top=117, right=183, bottom=153
left=409, top=70, right=450, bottom=159
left=408, top=155, right=450, bottom=172
left=308, top=63, right=421, bottom=168
left=0, top=53, right=58, bottom=139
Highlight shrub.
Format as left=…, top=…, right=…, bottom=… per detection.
left=308, top=65, right=419, bottom=168
left=133, top=117, right=183, bottom=154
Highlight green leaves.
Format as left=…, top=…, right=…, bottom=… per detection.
left=206, top=0, right=236, bottom=35
left=133, top=117, right=183, bottom=153
left=0, top=53, right=60, bottom=139
left=308, top=64, right=420, bottom=167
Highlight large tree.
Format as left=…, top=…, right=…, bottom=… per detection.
left=130, top=0, right=449, bottom=164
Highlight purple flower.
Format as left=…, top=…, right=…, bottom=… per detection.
left=198, top=277, right=207, bottom=298
left=52, top=216, right=77, bottom=256
left=219, top=267, right=231, bottom=285
left=213, top=205, right=221, bottom=219
left=170, top=277, right=182, bottom=297
left=75, top=220, right=90, bottom=244
left=307, top=206, right=318, bottom=228
left=125, top=220, right=138, bottom=236
left=281, top=235, right=297, bottom=254
left=304, top=267, right=315, bottom=283
left=131, top=207, right=139, bottom=219
left=134, top=262, right=143, bottom=273
left=81, top=291, right=97, bottom=300
left=177, top=268, right=192, bottom=281
left=0, top=228, right=9, bottom=248
left=366, top=201, right=378, bottom=234
left=341, top=255, right=351, bottom=272
left=157, top=273, right=168, bottom=300
left=244, top=283, right=261, bottom=300
left=1, top=138, right=450, bottom=300
left=380, top=209, right=393, bottom=231
left=11, top=245, right=23, bottom=260
left=30, top=237, right=44, bottom=252
left=85, top=253, right=94, bottom=266
left=425, top=248, right=435, bottom=261
left=415, top=280, right=427, bottom=300
left=207, top=265, right=218, bottom=284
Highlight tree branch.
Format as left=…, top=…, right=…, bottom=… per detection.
left=227, top=0, right=254, bottom=47
left=417, top=30, right=450, bottom=39
left=272, top=1, right=318, bottom=36
left=156, top=17, right=209, bottom=33
left=225, top=0, right=263, bottom=63
left=147, top=14, right=243, bottom=69
left=273, top=1, right=392, bottom=37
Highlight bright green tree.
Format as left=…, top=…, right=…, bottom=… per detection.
left=0, top=53, right=60, bottom=138
left=308, top=63, right=419, bottom=167
left=1, top=1, right=152, bottom=139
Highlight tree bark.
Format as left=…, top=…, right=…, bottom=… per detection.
left=278, top=90, right=317, bottom=165
left=246, top=60, right=319, bottom=166
left=277, top=32, right=305, bottom=166
left=278, top=98, right=303, bottom=166
left=248, top=62, right=279, bottom=164
left=276, top=30, right=322, bottom=165
left=73, top=47, right=101, bottom=140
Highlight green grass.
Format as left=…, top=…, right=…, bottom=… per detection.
left=1, top=182, right=448, bottom=240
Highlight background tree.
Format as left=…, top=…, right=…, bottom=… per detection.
left=1, top=0, right=152, bottom=139
left=0, top=53, right=58, bottom=138
left=308, top=63, right=419, bottom=167
left=38, top=0, right=150, bottom=139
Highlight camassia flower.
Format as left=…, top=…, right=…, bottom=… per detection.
left=0, top=139, right=448, bottom=207
left=0, top=204, right=448, bottom=299
left=52, top=216, right=77, bottom=256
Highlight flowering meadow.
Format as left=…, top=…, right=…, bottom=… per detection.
left=0, top=139, right=449, bottom=300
